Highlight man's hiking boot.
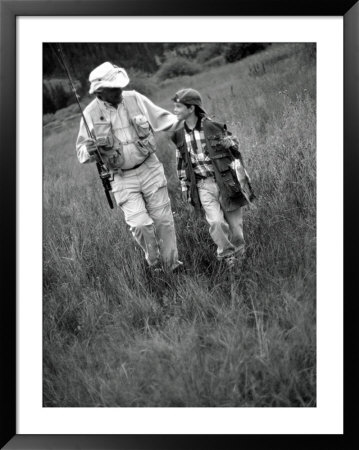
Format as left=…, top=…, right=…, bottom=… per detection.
left=171, top=260, right=184, bottom=274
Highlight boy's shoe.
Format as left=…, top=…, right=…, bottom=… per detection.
left=224, top=255, right=237, bottom=269
left=153, top=262, right=164, bottom=273
left=233, top=244, right=245, bottom=258
left=224, top=252, right=246, bottom=271
left=146, top=260, right=163, bottom=274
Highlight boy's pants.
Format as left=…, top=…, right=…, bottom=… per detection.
left=197, top=177, right=245, bottom=259
left=111, top=154, right=179, bottom=270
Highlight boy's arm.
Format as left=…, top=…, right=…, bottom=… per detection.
left=222, top=131, right=241, bottom=159
left=176, top=148, right=188, bottom=193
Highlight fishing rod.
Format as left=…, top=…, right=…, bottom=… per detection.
left=51, top=43, right=114, bottom=209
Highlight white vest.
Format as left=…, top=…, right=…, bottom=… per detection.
left=83, top=90, right=157, bottom=172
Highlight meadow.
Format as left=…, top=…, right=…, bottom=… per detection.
left=43, top=43, right=316, bottom=407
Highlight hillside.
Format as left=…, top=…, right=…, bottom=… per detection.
left=43, top=43, right=316, bottom=407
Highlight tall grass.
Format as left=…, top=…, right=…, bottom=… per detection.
left=43, top=43, right=316, bottom=407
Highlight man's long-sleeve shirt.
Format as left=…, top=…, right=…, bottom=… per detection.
left=76, top=90, right=178, bottom=170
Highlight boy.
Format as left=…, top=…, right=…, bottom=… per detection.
left=170, top=88, right=255, bottom=268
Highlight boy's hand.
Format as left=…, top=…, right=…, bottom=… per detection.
left=181, top=190, right=189, bottom=203
left=222, top=135, right=240, bottom=158
left=181, top=190, right=195, bottom=214
left=221, top=136, right=239, bottom=150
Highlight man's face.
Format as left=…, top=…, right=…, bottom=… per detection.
left=97, top=88, right=123, bottom=106
left=173, top=102, right=193, bottom=121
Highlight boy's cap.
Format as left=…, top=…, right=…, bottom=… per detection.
left=172, top=88, right=207, bottom=114
left=89, top=62, right=130, bottom=94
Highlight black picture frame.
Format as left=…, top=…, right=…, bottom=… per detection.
left=1, top=0, right=357, bottom=448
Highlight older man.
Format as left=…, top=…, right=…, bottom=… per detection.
left=76, top=62, right=182, bottom=272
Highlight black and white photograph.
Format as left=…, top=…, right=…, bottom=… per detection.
left=42, top=41, right=317, bottom=408
left=4, top=4, right=354, bottom=446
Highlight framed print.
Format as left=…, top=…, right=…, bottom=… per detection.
left=1, top=0, right=358, bottom=448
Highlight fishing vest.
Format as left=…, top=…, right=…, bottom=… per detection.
left=84, top=90, right=157, bottom=172
left=173, top=117, right=255, bottom=212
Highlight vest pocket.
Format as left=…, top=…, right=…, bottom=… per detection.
left=93, top=121, right=114, bottom=147
left=131, top=114, right=157, bottom=155
left=220, top=169, right=243, bottom=198
left=131, top=115, right=151, bottom=138
left=136, top=135, right=157, bottom=156
left=212, top=155, right=233, bottom=172
left=208, top=135, right=235, bottom=173
left=103, top=149, right=125, bottom=171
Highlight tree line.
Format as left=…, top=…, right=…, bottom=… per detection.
left=44, top=43, right=166, bottom=80
left=43, top=42, right=273, bottom=114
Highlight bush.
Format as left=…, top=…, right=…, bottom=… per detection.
left=225, top=43, right=271, bottom=63
left=203, top=55, right=226, bottom=69
left=155, top=56, right=201, bottom=81
left=196, top=43, right=228, bottom=64
left=162, top=43, right=205, bottom=60
left=43, top=113, right=55, bottom=126
left=127, top=69, right=158, bottom=98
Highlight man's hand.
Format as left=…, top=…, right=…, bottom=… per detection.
left=85, top=139, right=100, bottom=156
left=86, top=138, right=117, bottom=158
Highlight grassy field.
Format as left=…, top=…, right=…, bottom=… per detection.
left=43, top=43, right=316, bottom=407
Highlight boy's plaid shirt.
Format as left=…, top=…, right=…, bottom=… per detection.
left=176, top=118, right=214, bottom=191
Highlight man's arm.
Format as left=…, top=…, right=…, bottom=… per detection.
left=75, top=116, right=98, bottom=164
left=135, top=91, right=180, bottom=132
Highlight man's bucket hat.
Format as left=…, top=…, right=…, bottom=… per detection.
left=89, top=62, right=130, bottom=94
left=172, top=88, right=207, bottom=115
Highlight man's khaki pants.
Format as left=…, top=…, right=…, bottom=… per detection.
left=197, top=177, right=245, bottom=259
left=111, top=154, right=179, bottom=270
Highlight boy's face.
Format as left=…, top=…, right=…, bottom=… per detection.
left=96, top=88, right=123, bottom=106
left=173, top=102, right=193, bottom=121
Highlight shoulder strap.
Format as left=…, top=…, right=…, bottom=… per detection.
left=83, top=99, right=100, bottom=123
left=203, top=117, right=227, bottom=138
left=122, top=90, right=144, bottom=118
left=174, top=128, right=185, bottom=147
